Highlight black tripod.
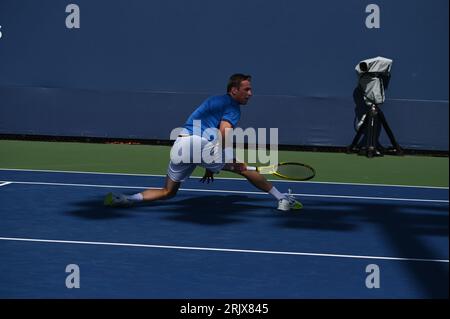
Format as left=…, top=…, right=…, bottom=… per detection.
left=348, top=104, right=403, bottom=157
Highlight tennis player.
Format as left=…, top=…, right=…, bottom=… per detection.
left=104, top=74, right=302, bottom=211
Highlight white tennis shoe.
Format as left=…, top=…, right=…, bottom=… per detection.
left=277, top=189, right=303, bottom=211
left=104, top=192, right=133, bottom=207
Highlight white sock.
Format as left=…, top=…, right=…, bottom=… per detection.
left=127, top=193, right=144, bottom=202
left=269, top=187, right=286, bottom=201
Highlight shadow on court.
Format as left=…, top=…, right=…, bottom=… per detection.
left=65, top=194, right=448, bottom=298
left=278, top=201, right=449, bottom=298
left=67, top=194, right=357, bottom=228
left=155, top=194, right=283, bottom=225
left=66, top=195, right=271, bottom=225
left=66, top=199, right=136, bottom=220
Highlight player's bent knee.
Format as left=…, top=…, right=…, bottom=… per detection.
left=164, top=188, right=178, bottom=199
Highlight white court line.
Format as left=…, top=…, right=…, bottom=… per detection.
left=0, top=182, right=12, bottom=187
left=0, top=168, right=447, bottom=189
left=0, top=237, right=447, bottom=263
left=4, top=180, right=449, bottom=203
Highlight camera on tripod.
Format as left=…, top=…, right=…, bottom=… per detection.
left=356, top=56, right=392, bottom=108
left=347, top=56, right=404, bottom=158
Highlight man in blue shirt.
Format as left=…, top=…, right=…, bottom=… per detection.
left=104, top=74, right=302, bottom=211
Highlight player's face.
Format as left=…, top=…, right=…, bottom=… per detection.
left=232, top=80, right=252, bottom=105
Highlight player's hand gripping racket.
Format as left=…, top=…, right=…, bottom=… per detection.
left=246, top=162, right=316, bottom=181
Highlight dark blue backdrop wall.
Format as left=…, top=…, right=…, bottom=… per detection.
left=0, top=0, right=448, bottom=150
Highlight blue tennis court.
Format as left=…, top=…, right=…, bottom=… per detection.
left=0, top=169, right=448, bottom=298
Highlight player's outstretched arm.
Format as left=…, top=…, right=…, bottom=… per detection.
left=222, top=161, right=247, bottom=173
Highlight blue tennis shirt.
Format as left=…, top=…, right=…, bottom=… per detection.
left=183, top=94, right=241, bottom=141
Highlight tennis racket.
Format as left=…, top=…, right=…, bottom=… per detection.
left=246, top=162, right=315, bottom=181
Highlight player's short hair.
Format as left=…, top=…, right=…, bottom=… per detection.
left=227, top=74, right=252, bottom=92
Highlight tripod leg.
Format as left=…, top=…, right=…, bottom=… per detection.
left=349, top=114, right=368, bottom=149
left=366, top=109, right=376, bottom=157
left=372, top=110, right=383, bottom=156
left=378, top=109, right=404, bottom=154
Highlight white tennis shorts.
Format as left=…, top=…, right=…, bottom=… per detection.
left=167, top=135, right=225, bottom=182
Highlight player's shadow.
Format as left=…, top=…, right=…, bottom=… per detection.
left=65, top=195, right=271, bottom=225
left=278, top=200, right=448, bottom=298
left=134, top=195, right=359, bottom=231
left=141, top=194, right=273, bottom=225
left=65, top=199, right=137, bottom=220
left=68, top=195, right=364, bottom=232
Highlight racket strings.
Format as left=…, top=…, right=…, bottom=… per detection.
left=275, top=164, right=315, bottom=180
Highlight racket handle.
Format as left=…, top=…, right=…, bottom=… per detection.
left=246, top=166, right=257, bottom=171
